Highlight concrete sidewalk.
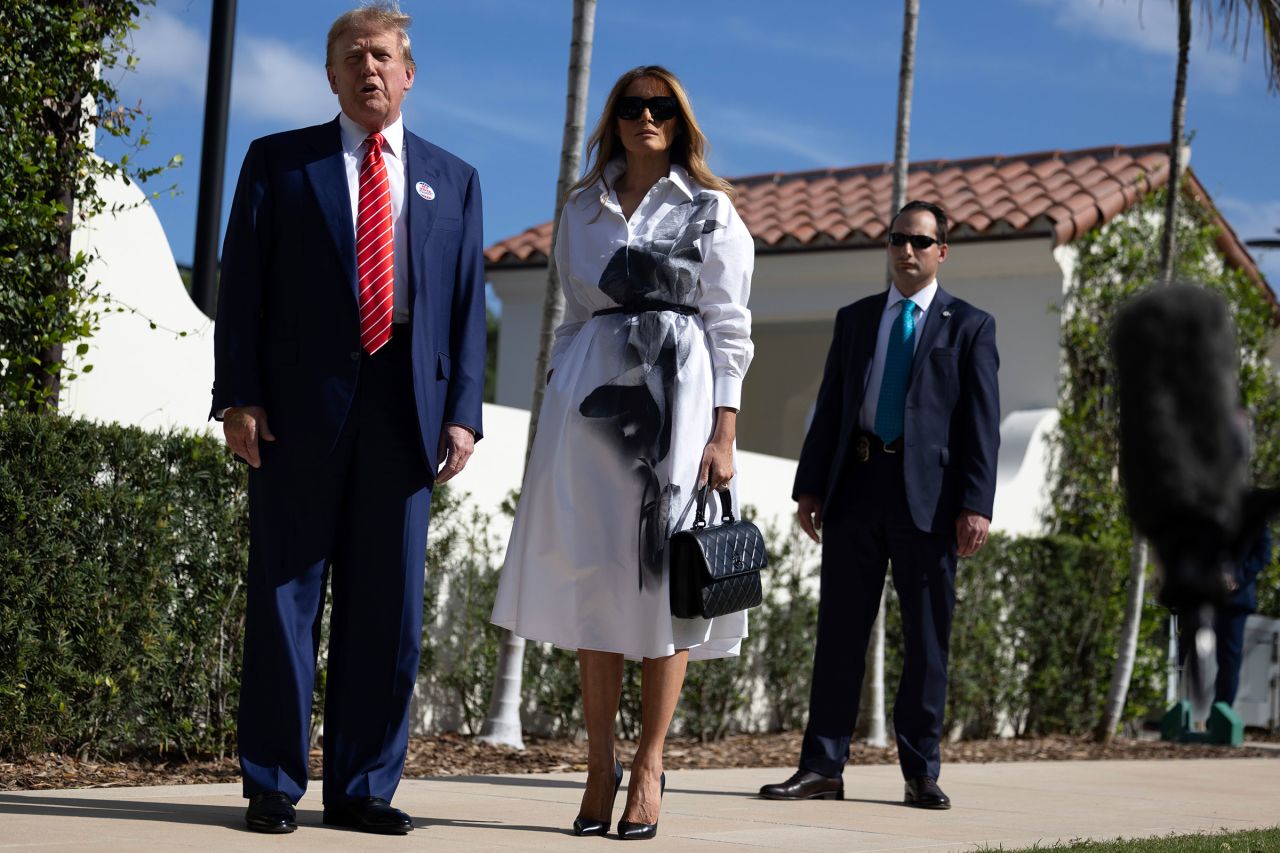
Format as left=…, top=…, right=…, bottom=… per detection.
left=1, top=759, right=1276, bottom=851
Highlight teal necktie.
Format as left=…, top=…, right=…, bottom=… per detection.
left=874, top=299, right=917, bottom=444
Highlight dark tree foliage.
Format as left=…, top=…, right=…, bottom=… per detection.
left=0, top=0, right=166, bottom=413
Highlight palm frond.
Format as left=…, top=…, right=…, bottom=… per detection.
left=1211, top=0, right=1280, bottom=92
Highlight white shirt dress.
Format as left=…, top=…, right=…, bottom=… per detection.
left=490, top=161, right=756, bottom=661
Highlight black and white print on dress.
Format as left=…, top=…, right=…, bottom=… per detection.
left=579, top=193, right=725, bottom=589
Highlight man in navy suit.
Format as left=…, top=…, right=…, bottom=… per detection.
left=211, top=3, right=485, bottom=835
left=760, top=201, right=999, bottom=809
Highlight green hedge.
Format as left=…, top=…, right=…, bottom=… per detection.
left=0, top=412, right=1183, bottom=760
left=0, top=412, right=504, bottom=759
left=0, top=412, right=248, bottom=758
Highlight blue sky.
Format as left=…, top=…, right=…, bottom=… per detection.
left=106, top=0, right=1280, bottom=286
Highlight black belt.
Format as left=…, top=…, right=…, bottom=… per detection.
left=593, top=299, right=699, bottom=317
left=852, top=430, right=904, bottom=464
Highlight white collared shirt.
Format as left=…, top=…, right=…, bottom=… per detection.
left=548, top=160, right=755, bottom=410
left=860, top=279, right=939, bottom=433
left=338, top=111, right=409, bottom=323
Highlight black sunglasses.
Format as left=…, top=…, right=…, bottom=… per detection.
left=615, top=96, right=679, bottom=122
left=888, top=231, right=942, bottom=250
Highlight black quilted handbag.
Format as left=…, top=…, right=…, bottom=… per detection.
left=669, top=486, right=767, bottom=619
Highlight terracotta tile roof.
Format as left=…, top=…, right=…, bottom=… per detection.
left=484, top=142, right=1265, bottom=290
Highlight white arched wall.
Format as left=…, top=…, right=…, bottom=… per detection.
left=993, top=409, right=1058, bottom=536
left=62, top=174, right=215, bottom=434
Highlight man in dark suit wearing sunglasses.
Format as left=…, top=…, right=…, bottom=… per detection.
left=760, top=201, right=1000, bottom=809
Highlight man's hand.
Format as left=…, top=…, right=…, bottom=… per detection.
left=956, top=510, right=990, bottom=558
left=436, top=424, right=475, bottom=484
left=222, top=406, right=275, bottom=468
left=797, top=493, right=823, bottom=544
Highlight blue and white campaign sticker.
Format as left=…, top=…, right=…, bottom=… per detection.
left=415, top=181, right=435, bottom=201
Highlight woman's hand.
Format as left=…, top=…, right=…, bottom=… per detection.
left=698, top=407, right=738, bottom=491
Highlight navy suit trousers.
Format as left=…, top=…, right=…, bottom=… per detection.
left=238, top=327, right=434, bottom=805
left=800, top=450, right=957, bottom=781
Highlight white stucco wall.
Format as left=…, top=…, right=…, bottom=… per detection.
left=62, top=174, right=216, bottom=435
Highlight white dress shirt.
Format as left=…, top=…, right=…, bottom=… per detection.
left=338, top=111, right=409, bottom=324
left=548, top=159, right=755, bottom=410
left=859, top=279, right=939, bottom=433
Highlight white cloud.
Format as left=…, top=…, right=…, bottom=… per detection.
left=124, top=11, right=555, bottom=142
left=414, top=93, right=554, bottom=148
left=122, top=8, right=207, bottom=106
left=1217, top=196, right=1280, bottom=287
left=125, top=11, right=334, bottom=127
left=708, top=106, right=857, bottom=168
left=232, top=35, right=335, bottom=126
left=1030, top=0, right=1252, bottom=95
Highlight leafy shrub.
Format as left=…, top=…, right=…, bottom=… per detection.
left=0, top=412, right=496, bottom=757
left=0, top=413, right=248, bottom=758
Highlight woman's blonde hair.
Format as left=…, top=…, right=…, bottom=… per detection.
left=571, top=65, right=734, bottom=199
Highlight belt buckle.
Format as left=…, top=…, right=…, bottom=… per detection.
left=855, top=435, right=870, bottom=464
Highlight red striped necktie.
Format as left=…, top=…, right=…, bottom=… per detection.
left=357, top=132, right=394, bottom=354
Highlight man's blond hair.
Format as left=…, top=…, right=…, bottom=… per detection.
left=326, top=2, right=414, bottom=70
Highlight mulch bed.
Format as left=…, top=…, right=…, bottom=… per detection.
left=2, top=731, right=1274, bottom=791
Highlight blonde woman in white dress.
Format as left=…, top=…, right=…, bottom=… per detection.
left=491, top=65, right=754, bottom=840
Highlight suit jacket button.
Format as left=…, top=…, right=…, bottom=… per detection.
left=350, top=351, right=360, bottom=362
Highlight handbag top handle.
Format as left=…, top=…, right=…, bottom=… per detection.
left=692, top=484, right=735, bottom=529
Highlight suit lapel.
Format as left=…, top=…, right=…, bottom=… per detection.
left=851, top=291, right=886, bottom=412
left=908, top=286, right=955, bottom=389
left=404, top=131, right=439, bottom=316
left=304, top=119, right=357, bottom=300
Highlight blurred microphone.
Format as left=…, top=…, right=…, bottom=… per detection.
left=1111, top=283, right=1280, bottom=611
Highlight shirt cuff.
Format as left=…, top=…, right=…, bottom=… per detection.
left=713, top=376, right=743, bottom=411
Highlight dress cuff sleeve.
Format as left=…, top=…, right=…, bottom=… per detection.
left=713, top=375, right=743, bottom=411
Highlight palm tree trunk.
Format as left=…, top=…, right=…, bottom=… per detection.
left=1096, top=538, right=1148, bottom=743
left=890, top=0, right=919, bottom=227
left=863, top=587, right=888, bottom=746
left=860, top=0, right=918, bottom=750
left=1158, top=0, right=1191, bottom=284
left=1095, top=0, right=1190, bottom=745
left=477, top=0, right=597, bottom=749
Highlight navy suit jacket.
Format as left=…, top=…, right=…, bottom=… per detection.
left=1230, top=527, right=1271, bottom=612
left=211, top=118, right=486, bottom=471
left=793, top=287, right=1000, bottom=536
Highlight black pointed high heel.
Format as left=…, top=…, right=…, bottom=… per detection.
left=616, top=771, right=665, bottom=840
left=572, top=759, right=623, bottom=836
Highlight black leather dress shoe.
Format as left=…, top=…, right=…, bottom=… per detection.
left=904, top=776, right=951, bottom=809
left=322, top=797, right=414, bottom=834
left=245, top=792, right=296, bottom=833
left=758, top=769, right=844, bottom=801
